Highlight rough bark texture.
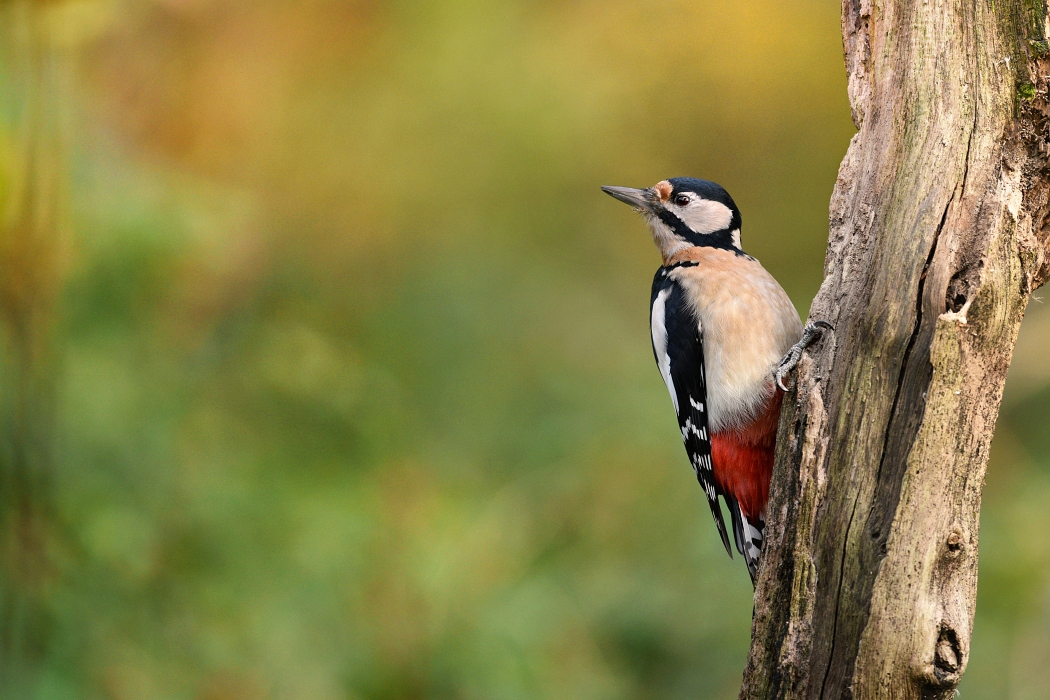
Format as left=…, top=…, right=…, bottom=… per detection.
left=741, top=1, right=1050, bottom=699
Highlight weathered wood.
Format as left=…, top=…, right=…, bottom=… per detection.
left=741, top=1, right=1050, bottom=699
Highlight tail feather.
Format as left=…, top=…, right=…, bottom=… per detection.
left=707, top=496, right=733, bottom=559
left=727, top=494, right=746, bottom=559
left=728, top=498, right=765, bottom=586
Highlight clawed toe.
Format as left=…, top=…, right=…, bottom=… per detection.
left=773, top=321, right=833, bottom=391
left=774, top=351, right=800, bottom=391
left=809, top=320, right=833, bottom=334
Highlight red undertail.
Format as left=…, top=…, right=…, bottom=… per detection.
left=710, top=389, right=783, bottom=521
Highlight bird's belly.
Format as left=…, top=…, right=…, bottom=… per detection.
left=670, top=260, right=800, bottom=433
left=701, top=320, right=784, bottom=433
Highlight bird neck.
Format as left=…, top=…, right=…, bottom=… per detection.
left=663, top=238, right=748, bottom=267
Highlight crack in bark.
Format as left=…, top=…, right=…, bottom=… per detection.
left=875, top=197, right=949, bottom=489
left=817, top=194, right=952, bottom=700
left=961, top=76, right=978, bottom=200
left=817, top=494, right=861, bottom=699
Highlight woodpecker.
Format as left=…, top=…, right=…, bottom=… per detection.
left=602, top=178, right=828, bottom=584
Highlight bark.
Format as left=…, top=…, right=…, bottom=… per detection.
left=741, top=1, right=1050, bottom=699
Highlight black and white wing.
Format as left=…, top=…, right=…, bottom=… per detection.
left=650, top=269, right=732, bottom=557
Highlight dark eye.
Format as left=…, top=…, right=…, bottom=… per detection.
left=673, top=194, right=690, bottom=207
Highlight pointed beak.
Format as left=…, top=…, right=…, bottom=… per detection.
left=601, top=186, right=655, bottom=212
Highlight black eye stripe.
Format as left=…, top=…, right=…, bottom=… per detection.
left=654, top=206, right=750, bottom=258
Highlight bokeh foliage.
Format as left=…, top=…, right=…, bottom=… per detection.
left=0, top=0, right=1045, bottom=698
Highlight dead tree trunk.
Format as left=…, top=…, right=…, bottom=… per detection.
left=741, top=2, right=1050, bottom=699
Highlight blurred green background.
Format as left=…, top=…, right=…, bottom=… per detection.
left=0, top=0, right=1047, bottom=698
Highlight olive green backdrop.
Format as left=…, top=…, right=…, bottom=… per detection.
left=0, top=1, right=1047, bottom=698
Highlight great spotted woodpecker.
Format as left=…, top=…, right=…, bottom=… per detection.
left=602, top=178, right=828, bottom=584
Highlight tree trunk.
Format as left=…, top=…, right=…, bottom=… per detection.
left=741, top=1, right=1050, bottom=699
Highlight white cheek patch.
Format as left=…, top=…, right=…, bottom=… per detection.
left=650, top=288, right=678, bottom=413
left=676, top=200, right=734, bottom=235
left=730, top=229, right=741, bottom=249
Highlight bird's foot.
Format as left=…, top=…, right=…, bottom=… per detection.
left=774, top=321, right=833, bottom=391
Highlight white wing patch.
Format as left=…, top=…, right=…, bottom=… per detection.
left=651, top=273, right=733, bottom=563
left=650, top=287, right=678, bottom=413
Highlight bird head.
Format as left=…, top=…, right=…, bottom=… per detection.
left=601, top=178, right=742, bottom=262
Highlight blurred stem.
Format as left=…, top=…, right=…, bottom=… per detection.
left=0, top=0, right=67, bottom=694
